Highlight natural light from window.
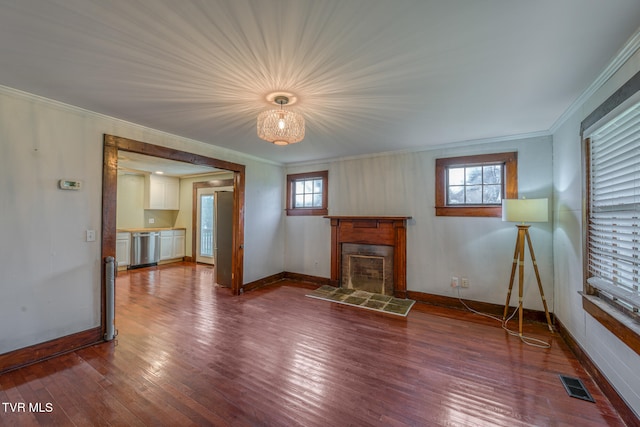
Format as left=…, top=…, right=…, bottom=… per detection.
left=286, top=170, right=328, bottom=216
left=585, top=98, right=640, bottom=320
left=295, top=178, right=324, bottom=208
left=447, top=165, right=503, bottom=205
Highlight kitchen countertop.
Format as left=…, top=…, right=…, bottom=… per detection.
left=117, top=227, right=186, bottom=233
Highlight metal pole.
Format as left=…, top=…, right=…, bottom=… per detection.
left=104, top=256, right=116, bottom=341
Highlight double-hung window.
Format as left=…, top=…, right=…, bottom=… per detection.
left=585, top=98, right=640, bottom=321
left=581, top=68, right=640, bottom=356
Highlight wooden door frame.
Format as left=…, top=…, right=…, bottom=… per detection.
left=101, top=135, right=246, bottom=334
left=192, top=179, right=234, bottom=265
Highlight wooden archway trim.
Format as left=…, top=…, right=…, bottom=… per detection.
left=101, top=135, right=246, bottom=335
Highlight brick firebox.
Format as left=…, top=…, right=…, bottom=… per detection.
left=342, top=243, right=394, bottom=295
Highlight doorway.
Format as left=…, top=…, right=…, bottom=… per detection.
left=101, top=135, right=246, bottom=337
left=196, top=189, right=216, bottom=265
left=192, top=179, right=235, bottom=266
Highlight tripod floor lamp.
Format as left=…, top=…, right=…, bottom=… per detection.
left=502, top=198, right=554, bottom=336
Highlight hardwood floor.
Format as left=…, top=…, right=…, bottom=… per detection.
left=0, top=263, right=627, bottom=426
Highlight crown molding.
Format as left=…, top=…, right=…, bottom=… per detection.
left=289, top=25, right=640, bottom=170
left=549, top=27, right=640, bottom=134
left=0, top=84, right=284, bottom=168
left=286, top=130, right=550, bottom=168
left=5, top=23, right=640, bottom=170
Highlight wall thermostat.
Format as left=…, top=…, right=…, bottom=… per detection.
left=59, top=179, right=82, bottom=190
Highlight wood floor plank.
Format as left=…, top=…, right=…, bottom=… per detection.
left=0, top=263, right=629, bottom=426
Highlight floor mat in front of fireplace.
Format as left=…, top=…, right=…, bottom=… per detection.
left=305, top=285, right=415, bottom=317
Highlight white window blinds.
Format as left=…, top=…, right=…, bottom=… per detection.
left=587, top=100, right=640, bottom=315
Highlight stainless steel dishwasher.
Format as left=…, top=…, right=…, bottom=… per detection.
left=129, top=231, right=160, bottom=269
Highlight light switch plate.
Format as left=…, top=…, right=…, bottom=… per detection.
left=86, top=230, right=96, bottom=242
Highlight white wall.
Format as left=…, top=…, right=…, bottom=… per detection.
left=243, top=163, right=286, bottom=281
left=116, top=174, right=146, bottom=229
left=284, top=163, right=332, bottom=278
left=552, top=50, right=640, bottom=414
left=0, top=87, right=285, bottom=354
left=117, top=173, right=180, bottom=229
left=285, top=135, right=554, bottom=310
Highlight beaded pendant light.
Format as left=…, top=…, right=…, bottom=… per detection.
left=257, top=95, right=305, bottom=145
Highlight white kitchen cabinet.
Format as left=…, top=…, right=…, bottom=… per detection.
left=144, top=174, right=180, bottom=210
left=159, top=229, right=186, bottom=261
left=160, top=230, right=175, bottom=261
left=115, top=232, right=131, bottom=267
left=172, top=230, right=186, bottom=258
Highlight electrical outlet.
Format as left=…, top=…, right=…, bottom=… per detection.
left=148, top=218, right=155, bottom=224
left=450, top=276, right=459, bottom=288
left=461, top=277, right=469, bottom=288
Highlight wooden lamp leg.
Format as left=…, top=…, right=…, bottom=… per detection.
left=504, top=224, right=555, bottom=337
left=524, top=228, right=554, bottom=332
left=502, top=230, right=520, bottom=322
left=516, top=226, right=526, bottom=337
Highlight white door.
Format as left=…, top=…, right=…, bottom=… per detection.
left=214, top=191, right=234, bottom=287
left=196, top=188, right=216, bottom=264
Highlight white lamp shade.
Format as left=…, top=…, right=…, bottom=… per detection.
left=502, top=198, right=548, bottom=223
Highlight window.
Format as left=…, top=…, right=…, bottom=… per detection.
left=585, top=99, right=640, bottom=322
left=581, top=70, right=640, bottom=356
left=286, top=170, right=328, bottom=216
left=435, top=152, right=517, bottom=217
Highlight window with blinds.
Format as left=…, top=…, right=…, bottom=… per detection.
left=586, top=100, right=640, bottom=319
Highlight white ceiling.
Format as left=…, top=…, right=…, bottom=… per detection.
left=1, top=0, right=640, bottom=165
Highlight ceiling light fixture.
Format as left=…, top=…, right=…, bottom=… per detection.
left=257, top=95, right=305, bottom=146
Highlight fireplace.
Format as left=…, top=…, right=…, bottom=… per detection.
left=342, top=243, right=394, bottom=294
left=326, top=216, right=411, bottom=298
